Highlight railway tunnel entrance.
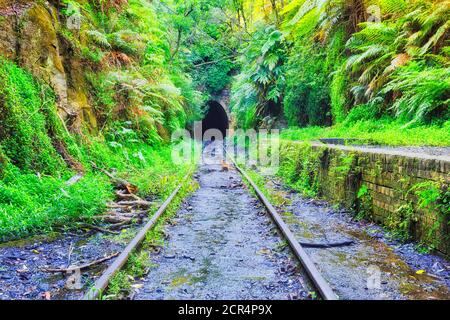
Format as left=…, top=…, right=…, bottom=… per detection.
left=202, top=101, right=229, bottom=140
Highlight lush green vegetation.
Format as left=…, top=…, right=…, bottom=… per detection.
left=229, top=0, right=449, bottom=145
left=60, top=0, right=204, bottom=135
left=0, top=1, right=202, bottom=240
left=105, top=176, right=198, bottom=299
left=280, top=119, right=450, bottom=146
left=0, top=0, right=448, bottom=241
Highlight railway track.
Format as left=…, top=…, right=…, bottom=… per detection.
left=83, top=143, right=337, bottom=300
left=228, top=157, right=337, bottom=300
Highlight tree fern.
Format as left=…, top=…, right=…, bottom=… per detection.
left=384, top=63, right=450, bottom=124
left=231, top=23, right=287, bottom=127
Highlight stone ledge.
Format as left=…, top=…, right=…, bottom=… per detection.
left=280, top=140, right=450, bottom=255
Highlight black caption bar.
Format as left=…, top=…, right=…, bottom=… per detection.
left=0, top=300, right=448, bottom=319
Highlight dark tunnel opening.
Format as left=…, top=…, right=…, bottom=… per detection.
left=202, top=101, right=229, bottom=140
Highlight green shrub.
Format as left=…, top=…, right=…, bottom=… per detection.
left=280, top=119, right=450, bottom=147
left=231, top=24, right=287, bottom=127
left=278, top=142, right=321, bottom=197
left=283, top=27, right=346, bottom=127
left=0, top=57, right=64, bottom=174
left=0, top=165, right=112, bottom=240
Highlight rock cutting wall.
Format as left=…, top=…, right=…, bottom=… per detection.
left=0, top=0, right=97, bottom=131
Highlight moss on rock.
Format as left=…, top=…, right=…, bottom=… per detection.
left=0, top=57, right=64, bottom=173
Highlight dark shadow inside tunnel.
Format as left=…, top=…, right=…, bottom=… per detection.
left=202, top=101, right=229, bottom=140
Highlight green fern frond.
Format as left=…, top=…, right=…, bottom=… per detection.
left=346, top=45, right=387, bottom=72
left=420, top=20, right=449, bottom=56
left=108, top=31, right=138, bottom=55
left=384, top=63, right=450, bottom=123
left=86, top=30, right=111, bottom=48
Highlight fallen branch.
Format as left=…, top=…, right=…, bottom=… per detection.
left=90, top=162, right=138, bottom=193
left=108, top=220, right=134, bottom=230
left=89, top=215, right=134, bottom=223
left=41, top=252, right=119, bottom=273
left=106, top=203, right=131, bottom=209
left=78, top=223, right=120, bottom=235
left=299, top=240, right=355, bottom=248
left=117, top=200, right=153, bottom=207
left=115, top=191, right=144, bottom=202
left=65, top=173, right=84, bottom=186
left=109, top=212, right=138, bottom=218
left=100, top=218, right=132, bottom=225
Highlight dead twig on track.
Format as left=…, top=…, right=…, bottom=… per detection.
left=41, top=253, right=119, bottom=273
left=65, top=173, right=84, bottom=186
left=90, top=161, right=138, bottom=193
left=117, top=200, right=153, bottom=207
left=67, top=242, right=74, bottom=268
left=299, top=240, right=355, bottom=248
left=115, top=191, right=144, bottom=202
left=78, top=223, right=120, bottom=235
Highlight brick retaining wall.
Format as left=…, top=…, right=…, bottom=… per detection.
left=280, top=141, right=450, bottom=255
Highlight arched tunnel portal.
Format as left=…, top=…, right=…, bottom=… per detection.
left=202, top=101, right=229, bottom=140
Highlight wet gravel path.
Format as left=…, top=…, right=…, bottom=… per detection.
left=264, top=180, right=450, bottom=300
left=134, top=153, right=309, bottom=300
left=0, top=232, right=127, bottom=300
left=1, top=142, right=449, bottom=300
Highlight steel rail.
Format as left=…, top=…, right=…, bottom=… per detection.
left=83, top=173, right=192, bottom=300
left=226, top=155, right=338, bottom=300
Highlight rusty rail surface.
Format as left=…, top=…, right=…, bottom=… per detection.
left=226, top=155, right=338, bottom=300
left=83, top=173, right=192, bottom=300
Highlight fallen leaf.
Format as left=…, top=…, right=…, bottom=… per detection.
left=416, top=269, right=426, bottom=275
left=257, top=248, right=271, bottom=255
left=23, top=286, right=37, bottom=296
left=42, top=291, right=51, bottom=300
left=16, top=265, right=29, bottom=273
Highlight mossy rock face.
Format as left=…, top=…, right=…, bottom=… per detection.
left=0, top=1, right=101, bottom=133
left=18, top=3, right=68, bottom=109
left=0, top=0, right=32, bottom=10
left=0, top=14, right=17, bottom=60
left=0, top=1, right=33, bottom=59
left=61, top=46, right=98, bottom=131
